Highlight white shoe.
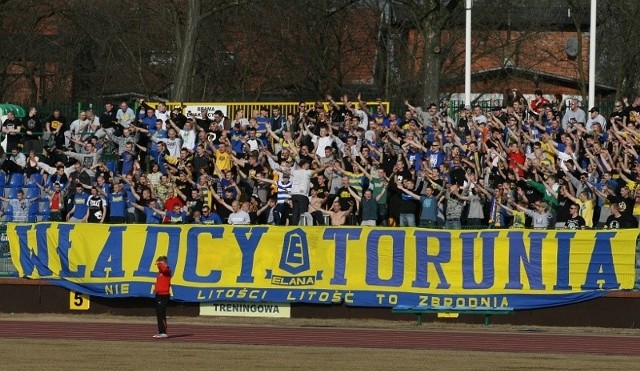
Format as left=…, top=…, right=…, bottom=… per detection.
left=153, top=333, right=168, bottom=339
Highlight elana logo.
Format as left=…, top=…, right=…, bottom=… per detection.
left=266, top=228, right=322, bottom=286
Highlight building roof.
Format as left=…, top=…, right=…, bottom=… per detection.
left=391, top=0, right=595, bottom=32
left=442, top=65, right=616, bottom=95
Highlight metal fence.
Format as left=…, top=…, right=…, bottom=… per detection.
left=10, top=98, right=616, bottom=124
left=0, top=224, right=16, bottom=277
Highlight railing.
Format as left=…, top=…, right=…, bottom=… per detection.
left=0, top=224, right=16, bottom=277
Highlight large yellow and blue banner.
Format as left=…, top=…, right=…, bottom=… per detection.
left=7, top=223, right=638, bottom=310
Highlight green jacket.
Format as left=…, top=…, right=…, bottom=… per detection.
left=526, top=180, right=559, bottom=210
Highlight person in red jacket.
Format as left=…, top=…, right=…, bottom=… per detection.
left=153, top=255, right=172, bottom=339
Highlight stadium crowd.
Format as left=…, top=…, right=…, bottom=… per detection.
left=1, top=89, right=639, bottom=229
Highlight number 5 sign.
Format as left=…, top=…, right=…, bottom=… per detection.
left=69, top=291, right=90, bottom=310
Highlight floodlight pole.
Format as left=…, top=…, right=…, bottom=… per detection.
left=465, top=0, right=472, bottom=107
left=588, top=0, right=596, bottom=108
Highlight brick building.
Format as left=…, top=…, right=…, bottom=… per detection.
left=400, top=1, right=615, bottom=103
left=0, top=1, right=614, bottom=107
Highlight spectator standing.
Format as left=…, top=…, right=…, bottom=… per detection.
left=96, top=103, right=117, bottom=139
left=258, top=174, right=292, bottom=225
left=586, top=107, right=606, bottom=131
left=347, top=187, right=379, bottom=226
left=530, top=89, right=550, bottom=114
left=66, top=184, right=90, bottom=222
left=35, top=181, right=65, bottom=221
left=398, top=184, right=440, bottom=228
left=498, top=200, right=527, bottom=228
left=319, top=200, right=353, bottom=226
left=2, top=110, right=22, bottom=152
left=514, top=201, right=553, bottom=229
left=86, top=186, right=107, bottom=223
left=286, top=160, right=322, bottom=225
left=168, top=118, right=200, bottom=152
left=68, top=111, right=92, bottom=147
left=604, top=203, right=639, bottom=229
left=22, top=107, right=43, bottom=154
left=199, top=204, right=223, bottom=224
left=222, top=200, right=251, bottom=225
left=153, top=203, right=187, bottom=224
left=45, top=109, right=67, bottom=148
left=564, top=204, right=586, bottom=229
left=561, top=99, right=586, bottom=130
left=0, top=189, right=38, bottom=222
left=64, top=140, right=103, bottom=170
left=609, top=101, right=625, bottom=122
left=563, top=189, right=595, bottom=228
left=230, top=109, right=250, bottom=129
left=441, top=183, right=467, bottom=229
left=391, top=178, right=419, bottom=227
left=116, top=101, right=135, bottom=129
left=102, top=181, right=127, bottom=223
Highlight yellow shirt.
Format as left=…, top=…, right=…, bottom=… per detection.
left=540, top=141, right=555, bottom=166
left=626, top=181, right=640, bottom=215
left=215, top=150, right=232, bottom=173
left=511, top=210, right=526, bottom=228
left=576, top=199, right=594, bottom=228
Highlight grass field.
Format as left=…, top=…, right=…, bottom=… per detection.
left=2, top=338, right=639, bottom=370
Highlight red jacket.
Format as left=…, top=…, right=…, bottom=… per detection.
left=155, top=261, right=172, bottom=295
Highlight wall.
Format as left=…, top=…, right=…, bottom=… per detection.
left=2, top=279, right=638, bottom=328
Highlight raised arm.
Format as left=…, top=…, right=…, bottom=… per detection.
left=356, top=93, right=373, bottom=117
left=133, top=142, right=148, bottom=153
left=498, top=202, right=515, bottom=214
left=211, top=192, right=234, bottom=212
left=347, top=186, right=362, bottom=203
left=560, top=186, right=578, bottom=204
left=128, top=201, right=143, bottom=211
left=151, top=206, right=167, bottom=216
left=397, top=183, right=420, bottom=201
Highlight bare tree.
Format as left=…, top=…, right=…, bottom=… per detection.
left=166, top=0, right=247, bottom=101
left=0, top=1, right=74, bottom=105
left=597, top=0, right=640, bottom=99
left=392, top=0, right=460, bottom=107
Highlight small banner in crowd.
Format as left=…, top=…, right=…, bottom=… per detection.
left=7, top=223, right=637, bottom=310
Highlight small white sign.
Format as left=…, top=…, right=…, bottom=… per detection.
left=182, top=104, right=228, bottom=119
left=200, top=302, right=290, bottom=318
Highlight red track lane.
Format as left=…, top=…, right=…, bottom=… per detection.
left=1, top=320, right=639, bottom=356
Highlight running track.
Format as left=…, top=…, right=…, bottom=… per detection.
left=1, top=320, right=639, bottom=356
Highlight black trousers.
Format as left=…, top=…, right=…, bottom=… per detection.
left=290, top=194, right=309, bottom=226
left=155, top=294, right=170, bottom=334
